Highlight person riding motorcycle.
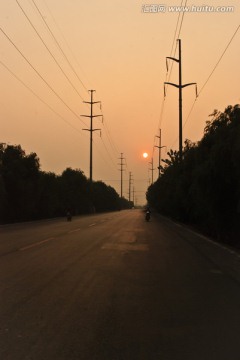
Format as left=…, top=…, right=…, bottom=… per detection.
left=145, top=206, right=151, bottom=221
left=66, top=209, right=72, bottom=221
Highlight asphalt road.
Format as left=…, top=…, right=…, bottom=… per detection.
left=1, top=210, right=240, bottom=360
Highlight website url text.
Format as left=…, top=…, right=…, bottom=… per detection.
left=142, top=4, right=235, bottom=13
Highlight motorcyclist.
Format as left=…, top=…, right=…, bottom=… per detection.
left=145, top=206, right=151, bottom=221
left=66, top=209, right=72, bottom=221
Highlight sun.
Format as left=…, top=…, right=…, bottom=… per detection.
left=143, top=152, right=148, bottom=158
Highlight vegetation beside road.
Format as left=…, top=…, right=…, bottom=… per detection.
left=147, top=105, right=240, bottom=246
left=0, top=143, right=132, bottom=223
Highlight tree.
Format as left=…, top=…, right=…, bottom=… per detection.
left=0, top=143, right=134, bottom=223
left=91, top=181, right=120, bottom=212
left=37, top=171, right=61, bottom=218
left=59, top=168, right=90, bottom=215
left=0, top=143, right=40, bottom=221
left=147, top=105, right=240, bottom=245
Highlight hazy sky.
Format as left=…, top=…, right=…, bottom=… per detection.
left=1, top=0, right=239, bottom=204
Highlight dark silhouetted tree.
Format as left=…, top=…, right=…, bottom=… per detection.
left=147, top=104, right=240, bottom=245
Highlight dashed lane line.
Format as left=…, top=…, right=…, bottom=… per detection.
left=68, top=228, right=81, bottom=234
left=18, top=220, right=105, bottom=252
left=19, top=237, right=55, bottom=251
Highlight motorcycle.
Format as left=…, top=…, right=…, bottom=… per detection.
left=66, top=211, right=72, bottom=222
left=145, top=211, right=150, bottom=222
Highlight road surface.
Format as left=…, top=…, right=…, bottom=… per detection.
left=0, top=210, right=240, bottom=359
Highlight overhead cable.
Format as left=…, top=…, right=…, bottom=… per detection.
left=31, top=0, right=89, bottom=93
left=0, top=59, right=83, bottom=135
left=0, top=26, right=87, bottom=126
left=183, top=23, right=240, bottom=130
left=15, top=0, right=85, bottom=101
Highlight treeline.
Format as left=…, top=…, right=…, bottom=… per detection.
left=0, top=143, right=132, bottom=223
left=147, top=104, right=240, bottom=246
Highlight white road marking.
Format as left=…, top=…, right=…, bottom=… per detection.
left=19, top=237, right=55, bottom=251
left=173, top=222, right=240, bottom=258
left=102, top=243, right=149, bottom=252
left=68, top=228, right=81, bottom=233
left=210, top=269, right=223, bottom=275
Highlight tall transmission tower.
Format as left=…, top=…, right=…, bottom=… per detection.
left=132, top=186, right=135, bottom=206
left=154, top=128, right=166, bottom=177
left=118, top=153, right=125, bottom=198
left=164, top=39, right=197, bottom=160
left=149, top=158, right=155, bottom=184
left=81, top=90, right=102, bottom=182
left=128, top=172, right=133, bottom=202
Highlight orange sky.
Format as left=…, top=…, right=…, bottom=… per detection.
left=0, top=0, right=239, bottom=204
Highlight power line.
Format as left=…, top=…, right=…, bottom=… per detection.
left=158, top=96, right=166, bottom=129
left=41, top=0, right=92, bottom=90
left=198, top=24, right=240, bottom=98
left=182, top=23, right=240, bottom=130
left=31, top=0, right=89, bottom=93
left=177, top=0, right=188, bottom=39
left=169, top=1, right=183, bottom=56
left=100, top=135, right=118, bottom=168
left=102, top=116, right=120, bottom=156
left=93, top=138, right=118, bottom=173
left=15, top=0, right=85, bottom=101
left=0, top=26, right=87, bottom=127
left=0, top=59, right=83, bottom=135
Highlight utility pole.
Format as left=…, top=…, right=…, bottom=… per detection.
left=164, top=39, right=197, bottom=160
left=128, top=172, right=133, bottom=202
left=81, top=90, right=102, bottom=182
left=149, top=158, right=154, bottom=184
left=147, top=168, right=151, bottom=186
left=135, top=195, right=138, bottom=207
left=118, top=153, right=125, bottom=198
left=154, top=128, right=166, bottom=177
